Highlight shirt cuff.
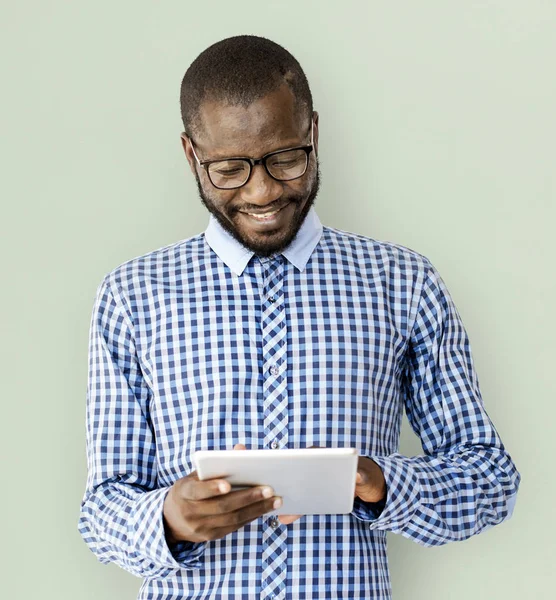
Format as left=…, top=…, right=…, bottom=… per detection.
left=129, top=487, right=206, bottom=570
left=351, top=454, right=421, bottom=533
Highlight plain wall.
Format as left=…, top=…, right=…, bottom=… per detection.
left=1, top=1, right=554, bottom=598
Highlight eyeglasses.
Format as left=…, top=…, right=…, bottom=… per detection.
left=187, top=121, right=315, bottom=190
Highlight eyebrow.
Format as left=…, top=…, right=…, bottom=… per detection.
left=197, top=124, right=312, bottom=162
left=198, top=137, right=307, bottom=162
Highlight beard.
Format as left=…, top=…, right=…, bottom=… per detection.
left=195, top=163, right=321, bottom=258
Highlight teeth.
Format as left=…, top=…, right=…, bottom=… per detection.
left=247, top=209, right=280, bottom=218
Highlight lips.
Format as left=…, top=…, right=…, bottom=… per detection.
left=239, top=202, right=290, bottom=218
left=237, top=201, right=294, bottom=230
left=244, top=207, right=283, bottom=221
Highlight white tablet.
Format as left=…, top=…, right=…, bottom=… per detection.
left=193, top=448, right=358, bottom=515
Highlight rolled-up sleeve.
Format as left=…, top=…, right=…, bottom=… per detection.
left=78, top=276, right=206, bottom=578
left=352, top=262, right=521, bottom=546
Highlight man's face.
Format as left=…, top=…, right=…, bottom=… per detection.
left=181, top=84, right=320, bottom=257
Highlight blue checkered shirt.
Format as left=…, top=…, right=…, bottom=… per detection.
left=78, top=208, right=520, bottom=599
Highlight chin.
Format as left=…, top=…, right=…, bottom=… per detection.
left=234, top=205, right=308, bottom=256
left=241, top=230, right=294, bottom=257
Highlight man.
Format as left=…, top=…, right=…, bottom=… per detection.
left=78, top=35, right=520, bottom=600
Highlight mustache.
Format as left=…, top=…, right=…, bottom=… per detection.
left=232, top=195, right=303, bottom=215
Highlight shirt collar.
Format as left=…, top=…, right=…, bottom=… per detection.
left=204, top=207, right=323, bottom=276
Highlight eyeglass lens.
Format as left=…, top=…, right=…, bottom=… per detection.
left=207, top=148, right=308, bottom=189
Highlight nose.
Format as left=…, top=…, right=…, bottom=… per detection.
left=240, top=164, right=283, bottom=206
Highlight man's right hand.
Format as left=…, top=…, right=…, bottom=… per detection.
left=162, top=453, right=282, bottom=545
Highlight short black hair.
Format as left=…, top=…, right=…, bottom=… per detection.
left=180, top=35, right=313, bottom=137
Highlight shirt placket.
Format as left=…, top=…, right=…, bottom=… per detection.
left=258, top=255, right=288, bottom=600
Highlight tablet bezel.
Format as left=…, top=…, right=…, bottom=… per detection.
left=193, top=448, right=359, bottom=515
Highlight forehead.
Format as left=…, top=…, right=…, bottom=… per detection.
left=195, top=84, right=307, bottom=158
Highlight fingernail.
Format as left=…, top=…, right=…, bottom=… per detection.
left=273, top=497, right=282, bottom=509
left=219, top=482, right=229, bottom=493
left=261, top=486, right=273, bottom=498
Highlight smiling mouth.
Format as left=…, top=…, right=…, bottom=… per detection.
left=239, top=203, right=290, bottom=222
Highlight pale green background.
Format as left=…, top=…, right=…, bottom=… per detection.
left=1, top=1, right=554, bottom=598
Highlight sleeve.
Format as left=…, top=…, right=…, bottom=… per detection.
left=77, top=276, right=206, bottom=578
left=351, top=262, right=521, bottom=547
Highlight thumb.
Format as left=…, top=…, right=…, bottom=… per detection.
left=234, top=443, right=247, bottom=450
left=354, top=471, right=365, bottom=497
left=356, top=470, right=371, bottom=488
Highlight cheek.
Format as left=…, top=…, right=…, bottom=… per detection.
left=221, top=191, right=240, bottom=212
left=289, top=162, right=317, bottom=197
left=283, top=178, right=311, bottom=201
left=204, top=184, right=238, bottom=211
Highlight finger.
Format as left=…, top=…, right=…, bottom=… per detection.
left=278, top=514, right=302, bottom=525
left=190, top=484, right=277, bottom=516
left=205, top=498, right=282, bottom=540
left=234, top=443, right=247, bottom=450
left=179, top=472, right=232, bottom=501
left=201, top=496, right=283, bottom=534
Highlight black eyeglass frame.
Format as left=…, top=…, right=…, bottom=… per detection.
left=186, top=121, right=315, bottom=190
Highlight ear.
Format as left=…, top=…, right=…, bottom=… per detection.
left=312, top=110, right=319, bottom=157
left=180, top=133, right=198, bottom=176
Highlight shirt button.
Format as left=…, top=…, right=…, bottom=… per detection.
left=268, top=296, right=276, bottom=303
left=269, top=365, right=279, bottom=376
left=271, top=440, right=280, bottom=449
left=270, top=517, right=279, bottom=529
